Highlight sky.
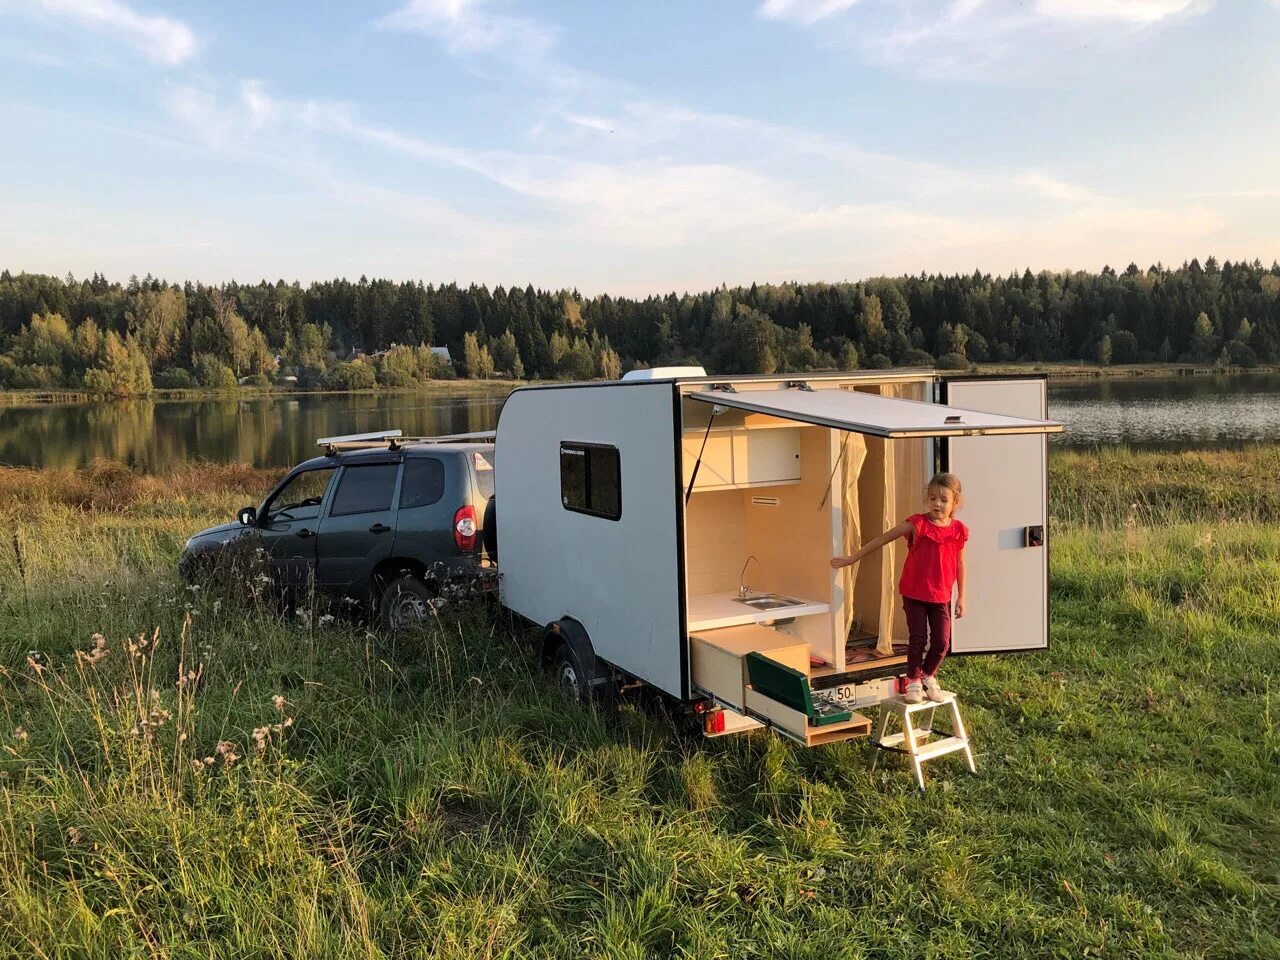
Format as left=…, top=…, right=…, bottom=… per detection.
left=1, top=0, right=1279, bottom=296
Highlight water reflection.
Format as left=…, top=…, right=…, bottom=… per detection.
left=0, top=389, right=508, bottom=471
left=1047, top=372, right=1280, bottom=449
left=2, top=374, right=1278, bottom=471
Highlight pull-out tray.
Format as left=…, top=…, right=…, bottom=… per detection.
left=744, top=687, right=872, bottom=746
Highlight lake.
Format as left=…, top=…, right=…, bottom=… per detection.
left=1, top=373, right=1277, bottom=472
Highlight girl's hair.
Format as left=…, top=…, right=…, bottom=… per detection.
left=926, top=472, right=963, bottom=510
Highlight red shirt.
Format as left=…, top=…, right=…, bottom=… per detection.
left=898, top=513, right=968, bottom=604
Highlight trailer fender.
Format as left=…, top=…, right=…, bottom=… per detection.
left=541, top=617, right=594, bottom=669
left=542, top=618, right=615, bottom=701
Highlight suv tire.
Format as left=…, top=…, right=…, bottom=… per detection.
left=379, top=574, right=435, bottom=631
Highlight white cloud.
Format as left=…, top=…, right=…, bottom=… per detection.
left=759, top=0, right=863, bottom=26
left=761, top=0, right=1211, bottom=79
left=1034, top=0, right=1202, bottom=24
left=377, top=0, right=556, bottom=56
left=1017, top=171, right=1101, bottom=204
left=34, top=0, right=196, bottom=65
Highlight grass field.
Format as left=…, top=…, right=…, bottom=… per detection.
left=0, top=451, right=1277, bottom=959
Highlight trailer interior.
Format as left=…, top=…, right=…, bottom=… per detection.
left=680, top=377, right=948, bottom=743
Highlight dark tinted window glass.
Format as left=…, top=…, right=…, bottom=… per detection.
left=266, top=468, right=334, bottom=521
left=400, top=458, right=446, bottom=509
left=560, top=443, right=620, bottom=521
left=331, top=464, right=399, bottom=516
left=588, top=447, right=620, bottom=517
left=560, top=446, right=587, bottom=510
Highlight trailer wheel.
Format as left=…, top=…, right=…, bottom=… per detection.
left=379, top=574, right=435, bottom=631
left=549, top=642, right=588, bottom=701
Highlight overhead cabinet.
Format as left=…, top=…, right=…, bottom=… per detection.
left=681, top=426, right=801, bottom=490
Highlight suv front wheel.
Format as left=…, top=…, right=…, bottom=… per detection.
left=379, top=574, right=435, bottom=631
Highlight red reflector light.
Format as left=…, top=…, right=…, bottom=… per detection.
left=454, top=505, right=478, bottom=551
left=693, top=700, right=708, bottom=714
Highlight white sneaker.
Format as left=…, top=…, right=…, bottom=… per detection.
left=922, top=676, right=946, bottom=703
left=904, top=680, right=923, bottom=704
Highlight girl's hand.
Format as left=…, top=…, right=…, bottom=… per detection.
left=954, top=598, right=966, bottom=618
left=830, top=556, right=850, bottom=569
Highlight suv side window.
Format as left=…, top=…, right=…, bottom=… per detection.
left=330, top=463, right=400, bottom=517
left=264, top=467, right=335, bottom=521
left=472, top=450, right=495, bottom=499
left=400, top=458, right=446, bottom=509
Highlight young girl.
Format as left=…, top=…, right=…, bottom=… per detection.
left=830, top=473, right=968, bottom=704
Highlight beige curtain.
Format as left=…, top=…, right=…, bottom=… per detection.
left=837, top=432, right=868, bottom=646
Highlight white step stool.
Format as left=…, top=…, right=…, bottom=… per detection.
left=868, top=690, right=976, bottom=791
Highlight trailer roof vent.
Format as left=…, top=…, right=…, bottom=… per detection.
left=621, top=366, right=708, bottom=382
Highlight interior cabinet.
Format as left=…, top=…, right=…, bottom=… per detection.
left=682, top=427, right=800, bottom=490
left=690, top=623, right=808, bottom=711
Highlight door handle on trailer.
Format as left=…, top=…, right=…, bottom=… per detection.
left=369, top=522, right=391, bottom=534
left=296, top=528, right=314, bottom=539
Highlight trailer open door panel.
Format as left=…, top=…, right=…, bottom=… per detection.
left=942, top=377, right=1050, bottom=654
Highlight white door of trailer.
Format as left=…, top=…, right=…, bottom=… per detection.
left=943, top=377, right=1050, bottom=654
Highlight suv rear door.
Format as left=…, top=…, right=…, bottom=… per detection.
left=316, top=458, right=402, bottom=593
left=392, top=454, right=457, bottom=566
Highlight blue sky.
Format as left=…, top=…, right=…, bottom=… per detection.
left=2, top=0, right=1278, bottom=295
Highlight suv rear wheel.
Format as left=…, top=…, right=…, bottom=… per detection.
left=379, top=574, right=435, bottom=631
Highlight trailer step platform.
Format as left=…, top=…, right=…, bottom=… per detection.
left=868, top=691, right=975, bottom=791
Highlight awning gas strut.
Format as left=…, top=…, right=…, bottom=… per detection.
left=817, top=432, right=851, bottom=512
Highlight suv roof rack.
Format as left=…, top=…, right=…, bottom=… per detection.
left=317, top=428, right=496, bottom=456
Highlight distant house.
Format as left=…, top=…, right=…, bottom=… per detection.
left=430, top=346, right=452, bottom=362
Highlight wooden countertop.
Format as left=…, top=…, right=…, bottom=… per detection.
left=688, top=592, right=830, bottom=631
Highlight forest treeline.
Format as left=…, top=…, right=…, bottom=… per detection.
left=2, top=257, right=1278, bottom=396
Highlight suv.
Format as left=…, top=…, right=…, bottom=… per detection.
left=179, top=439, right=495, bottom=629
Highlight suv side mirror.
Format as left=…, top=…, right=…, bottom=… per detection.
left=238, top=506, right=258, bottom=526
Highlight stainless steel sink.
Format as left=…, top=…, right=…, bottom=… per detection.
left=733, top=593, right=802, bottom=610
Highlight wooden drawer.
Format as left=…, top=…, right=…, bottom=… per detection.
left=690, top=624, right=808, bottom=711
left=743, top=687, right=872, bottom=746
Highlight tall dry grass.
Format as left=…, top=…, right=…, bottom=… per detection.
left=0, top=452, right=1276, bottom=957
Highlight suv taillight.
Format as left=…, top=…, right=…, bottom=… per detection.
left=454, top=504, right=478, bottom=551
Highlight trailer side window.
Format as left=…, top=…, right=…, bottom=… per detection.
left=560, top=442, right=621, bottom=521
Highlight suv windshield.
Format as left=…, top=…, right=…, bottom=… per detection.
left=265, top=468, right=335, bottom=521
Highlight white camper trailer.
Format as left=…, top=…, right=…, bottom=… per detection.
left=493, top=368, right=1062, bottom=746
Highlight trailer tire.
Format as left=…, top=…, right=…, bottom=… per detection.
left=544, top=619, right=614, bottom=706
left=379, top=574, right=435, bottom=631
left=549, top=642, right=589, bottom=702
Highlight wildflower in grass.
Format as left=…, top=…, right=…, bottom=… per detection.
left=252, top=726, right=270, bottom=753
left=215, top=741, right=241, bottom=764
left=272, top=694, right=286, bottom=711
left=13, top=727, right=28, bottom=743
left=191, top=759, right=205, bottom=773
left=66, top=827, right=82, bottom=845
left=78, top=633, right=109, bottom=666
left=318, top=614, right=335, bottom=627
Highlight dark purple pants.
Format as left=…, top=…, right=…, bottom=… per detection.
left=903, top=596, right=951, bottom=681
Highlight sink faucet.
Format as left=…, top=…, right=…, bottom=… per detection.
left=738, top=555, right=758, bottom=597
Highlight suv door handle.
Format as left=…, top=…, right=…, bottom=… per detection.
left=296, top=528, right=314, bottom=539
left=369, top=522, right=391, bottom=534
